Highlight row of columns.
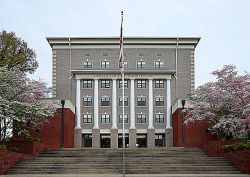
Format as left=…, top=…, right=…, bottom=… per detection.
left=75, top=78, right=171, bottom=130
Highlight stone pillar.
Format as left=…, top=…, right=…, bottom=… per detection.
left=129, top=128, right=136, bottom=148
left=112, top=78, right=117, bottom=129
left=74, top=129, right=82, bottom=148
left=148, top=78, right=153, bottom=128
left=92, top=128, right=100, bottom=148
left=165, top=128, right=173, bottom=147
left=111, top=128, right=118, bottom=148
left=130, top=78, right=135, bottom=129
left=94, top=79, right=99, bottom=128
left=147, top=128, right=155, bottom=148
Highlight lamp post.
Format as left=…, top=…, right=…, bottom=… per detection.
left=61, top=100, right=65, bottom=148
left=181, top=100, right=186, bottom=147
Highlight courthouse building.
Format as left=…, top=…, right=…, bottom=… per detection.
left=47, top=37, right=200, bottom=148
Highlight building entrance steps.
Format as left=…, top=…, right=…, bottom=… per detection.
left=7, top=148, right=244, bottom=175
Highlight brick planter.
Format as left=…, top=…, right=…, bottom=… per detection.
left=3, top=141, right=46, bottom=157
left=0, top=151, right=24, bottom=175
left=202, top=140, right=250, bottom=174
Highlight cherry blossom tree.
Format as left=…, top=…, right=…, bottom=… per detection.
left=0, top=67, right=56, bottom=141
left=185, top=65, right=250, bottom=140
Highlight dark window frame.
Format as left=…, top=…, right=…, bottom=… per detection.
left=101, top=114, right=110, bottom=123
left=101, top=97, right=110, bottom=106
left=83, top=97, right=92, bottom=106
left=155, top=80, right=164, bottom=88
left=137, top=60, right=146, bottom=68
left=100, top=60, right=110, bottom=69
left=155, top=97, right=164, bottom=106
left=137, top=114, right=146, bottom=123
left=119, top=97, right=128, bottom=107
left=137, top=97, right=146, bottom=106
left=155, top=113, right=164, bottom=123
left=83, top=60, right=92, bottom=68
left=137, top=80, right=146, bottom=88
left=83, top=80, right=92, bottom=88
left=119, top=114, right=128, bottom=123
left=155, top=60, right=163, bottom=68
left=119, top=80, right=128, bottom=88
left=101, top=80, right=110, bottom=88
left=83, top=114, right=92, bottom=123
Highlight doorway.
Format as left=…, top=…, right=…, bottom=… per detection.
left=155, top=134, right=165, bottom=147
left=82, top=134, right=92, bottom=148
left=118, top=134, right=129, bottom=148
left=136, top=134, right=147, bottom=148
left=100, top=134, right=111, bottom=148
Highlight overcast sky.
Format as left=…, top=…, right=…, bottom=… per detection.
left=1, top=0, right=249, bottom=87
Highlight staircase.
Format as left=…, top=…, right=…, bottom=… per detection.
left=8, top=148, right=241, bottom=175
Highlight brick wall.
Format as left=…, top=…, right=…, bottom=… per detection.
left=172, top=108, right=215, bottom=148
left=32, top=108, right=75, bottom=148
left=0, top=151, right=24, bottom=175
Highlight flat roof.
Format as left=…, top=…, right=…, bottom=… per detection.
left=47, top=37, right=200, bottom=48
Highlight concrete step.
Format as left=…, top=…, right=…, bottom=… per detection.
left=8, top=148, right=242, bottom=175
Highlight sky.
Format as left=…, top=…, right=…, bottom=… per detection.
left=0, top=0, right=249, bottom=87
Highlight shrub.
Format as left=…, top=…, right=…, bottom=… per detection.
left=0, top=144, right=7, bottom=151
left=222, top=141, right=250, bottom=152
left=9, top=147, right=19, bottom=152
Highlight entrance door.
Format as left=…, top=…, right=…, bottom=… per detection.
left=136, top=134, right=147, bottom=148
left=155, top=134, right=165, bottom=147
left=100, top=134, right=111, bottom=148
left=83, top=134, right=92, bottom=148
left=118, top=134, right=129, bottom=148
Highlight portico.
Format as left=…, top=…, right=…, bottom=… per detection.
left=73, top=71, right=173, bottom=148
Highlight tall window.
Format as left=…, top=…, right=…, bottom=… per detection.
left=101, top=97, right=110, bottom=106
left=83, top=80, right=92, bottom=88
left=155, top=113, right=164, bottom=123
left=137, top=97, right=146, bottom=106
left=137, top=114, right=146, bottom=123
left=119, top=80, right=128, bottom=88
left=101, top=80, right=110, bottom=88
left=101, top=114, right=110, bottom=123
left=83, top=97, right=92, bottom=106
left=119, top=97, right=128, bottom=106
left=137, top=60, right=146, bottom=68
left=83, top=114, right=92, bottom=123
left=83, top=60, right=92, bottom=68
left=155, top=97, right=164, bottom=106
left=101, top=60, right=109, bottom=68
left=155, top=60, right=163, bottom=68
left=137, top=80, right=146, bottom=88
left=155, top=80, right=164, bottom=88
left=119, top=114, right=128, bottom=123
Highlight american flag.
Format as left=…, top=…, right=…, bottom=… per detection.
left=119, top=11, right=124, bottom=71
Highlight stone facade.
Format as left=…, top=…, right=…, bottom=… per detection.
left=47, top=37, right=200, bottom=148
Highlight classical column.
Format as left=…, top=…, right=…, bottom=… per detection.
left=76, top=79, right=81, bottom=128
left=148, top=78, right=154, bottom=128
left=112, top=78, right=117, bottom=129
left=166, top=79, right=171, bottom=128
left=130, top=78, right=135, bottom=129
left=94, top=79, right=99, bottom=128
left=75, top=79, right=82, bottom=148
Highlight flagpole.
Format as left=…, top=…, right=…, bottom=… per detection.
left=119, top=11, right=125, bottom=177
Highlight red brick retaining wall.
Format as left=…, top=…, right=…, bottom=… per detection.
left=0, top=151, right=24, bottom=175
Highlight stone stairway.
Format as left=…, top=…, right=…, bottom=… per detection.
left=8, top=148, right=241, bottom=175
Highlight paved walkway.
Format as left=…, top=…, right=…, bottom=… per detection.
left=2, top=174, right=250, bottom=177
